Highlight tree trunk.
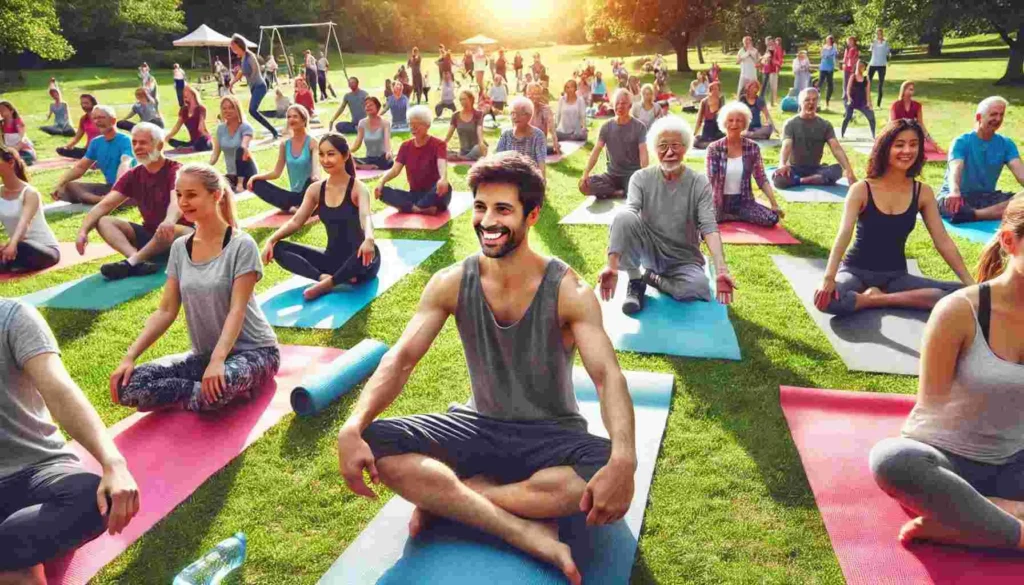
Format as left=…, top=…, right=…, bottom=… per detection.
left=995, top=24, right=1024, bottom=85
left=697, top=39, right=705, bottom=65
left=670, top=35, right=692, bottom=72
left=922, top=28, right=943, bottom=57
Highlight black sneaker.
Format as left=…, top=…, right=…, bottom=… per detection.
left=622, top=279, right=647, bottom=315
left=949, top=208, right=976, bottom=225
left=100, top=260, right=160, bottom=280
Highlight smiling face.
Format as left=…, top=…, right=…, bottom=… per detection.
left=0, top=105, right=11, bottom=122
left=220, top=99, right=239, bottom=123
left=613, top=92, right=632, bottom=117
left=472, top=182, right=536, bottom=258
left=131, top=128, right=161, bottom=164
left=393, top=81, right=404, bottom=96
left=459, top=92, right=474, bottom=110
left=724, top=111, right=748, bottom=137
left=80, top=96, right=94, bottom=113
left=286, top=108, right=305, bottom=130
left=365, top=99, right=379, bottom=117
left=654, top=130, right=686, bottom=172
left=318, top=139, right=348, bottom=175
left=175, top=172, right=219, bottom=223
left=887, top=128, right=921, bottom=173
left=977, top=102, right=1006, bottom=133
left=510, top=103, right=532, bottom=130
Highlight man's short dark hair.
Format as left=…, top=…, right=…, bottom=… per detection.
left=467, top=152, right=546, bottom=216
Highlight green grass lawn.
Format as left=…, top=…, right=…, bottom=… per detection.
left=1, top=35, right=1023, bottom=583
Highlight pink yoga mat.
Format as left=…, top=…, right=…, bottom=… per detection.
left=718, top=222, right=799, bottom=245
left=241, top=209, right=318, bottom=229
left=780, top=386, right=1024, bottom=585
left=356, top=168, right=387, bottom=180
left=31, top=157, right=79, bottom=172
left=371, top=191, right=473, bottom=231
left=44, top=345, right=344, bottom=585
left=0, top=242, right=117, bottom=282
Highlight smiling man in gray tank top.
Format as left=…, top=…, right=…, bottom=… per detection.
left=337, top=152, right=636, bottom=584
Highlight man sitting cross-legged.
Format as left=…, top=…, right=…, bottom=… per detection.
left=598, top=115, right=736, bottom=314
left=337, top=152, right=637, bottom=585
left=374, top=105, right=452, bottom=215
left=579, top=89, right=649, bottom=200
left=75, top=123, right=194, bottom=280
left=773, top=87, right=857, bottom=190
left=51, top=105, right=135, bottom=205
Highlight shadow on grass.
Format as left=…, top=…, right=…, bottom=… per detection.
left=41, top=307, right=102, bottom=347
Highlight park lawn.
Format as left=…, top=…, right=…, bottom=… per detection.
left=0, top=35, right=1023, bottom=583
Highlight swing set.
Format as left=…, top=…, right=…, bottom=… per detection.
left=256, top=22, right=349, bottom=82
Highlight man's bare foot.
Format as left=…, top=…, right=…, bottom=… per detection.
left=302, top=276, right=335, bottom=301
left=408, top=506, right=435, bottom=538
left=800, top=175, right=826, bottom=185
left=518, top=518, right=581, bottom=585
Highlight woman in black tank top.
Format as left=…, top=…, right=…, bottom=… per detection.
left=814, top=119, right=974, bottom=316
left=261, top=133, right=380, bottom=302
left=841, top=61, right=877, bottom=139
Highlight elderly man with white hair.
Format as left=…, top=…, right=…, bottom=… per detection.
left=939, top=96, right=1024, bottom=224
left=496, top=96, right=548, bottom=181
left=598, top=115, right=736, bottom=315
left=75, top=122, right=193, bottom=280
left=580, top=89, right=650, bottom=199
left=773, top=87, right=856, bottom=190
left=374, top=105, right=452, bottom=215
left=51, top=105, right=135, bottom=205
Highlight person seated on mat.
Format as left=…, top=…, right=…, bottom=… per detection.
left=40, top=86, right=76, bottom=137
left=813, top=119, right=974, bottom=316
left=0, top=101, right=36, bottom=166
left=0, top=298, right=140, bottom=583
left=164, top=85, right=212, bottom=153
left=631, top=83, right=664, bottom=132
left=597, top=116, right=735, bottom=315
left=869, top=192, right=1024, bottom=551
left=330, top=77, right=370, bottom=134
left=0, top=146, right=60, bottom=273
left=117, top=88, right=164, bottom=133
left=381, top=81, right=410, bottom=132
left=579, top=89, right=649, bottom=200
left=496, top=97, right=548, bottom=183
left=435, top=71, right=457, bottom=119
left=442, top=90, right=488, bottom=162
left=705, top=102, right=783, bottom=227
left=271, top=88, right=291, bottom=119
left=773, top=88, right=857, bottom=190
left=486, top=75, right=509, bottom=126
left=693, top=82, right=726, bottom=150
left=249, top=105, right=320, bottom=213
left=890, top=81, right=944, bottom=156
left=938, top=96, right=1024, bottom=225
left=739, top=80, right=777, bottom=140
left=555, top=78, right=588, bottom=142
left=591, top=71, right=608, bottom=104
left=293, top=77, right=317, bottom=120
left=350, top=98, right=394, bottom=172
left=337, top=151, right=636, bottom=585
left=262, top=134, right=380, bottom=302
left=110, top=162, right=278, bottom=412
left=209, top=95, right=258, bottom=194
left=51, top=106, right=135, bottom=205
left=841, top=61, right=877, bottom=140
left=374, top=106, right=451, bottom=215
left=689, top=72, right=710, bottom=103
left=76, top=123, right=193, bottom=280
left=526, top=82, right=561, bottom=156
left=56, top=94, right=100, bottom=159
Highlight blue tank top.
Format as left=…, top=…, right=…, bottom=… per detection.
left=844, top=181, right=920, bottom=272
left=286, top=136, right=312, bottom=193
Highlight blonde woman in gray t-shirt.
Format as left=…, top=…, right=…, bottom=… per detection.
left=111, top=163, right=279, bottom=412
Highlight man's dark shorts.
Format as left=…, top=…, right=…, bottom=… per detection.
left=129, top=223, right=171, bottom=261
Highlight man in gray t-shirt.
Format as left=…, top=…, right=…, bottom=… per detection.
left=0, top=299, right=138, bottom=575
left=331, top=78, right=370, bottom=134
left=599, top=116, right=736, bottom=315
left=774, top=88, right=855, bottom=189
left=580, top=89, right=650, bottom=199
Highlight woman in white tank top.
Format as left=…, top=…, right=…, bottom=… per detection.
left=0, top=146, right=59, bottom=273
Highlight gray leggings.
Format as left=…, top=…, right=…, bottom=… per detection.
left=823, top=264, right=962, bottom=315
left=608, top=210, right=712, bottom=301
left=870, top=437, right=1024, bottom=548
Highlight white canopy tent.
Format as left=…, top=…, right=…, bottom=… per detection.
left=459, top=35, right=498, bottom=46
left=172, top=24, right=256, bottom=70
left=257, top=22, right=348, bottom=82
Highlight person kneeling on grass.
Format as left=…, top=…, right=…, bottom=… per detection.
left=111, top=163, right=280, bottom=412
left=813, top=119, right=974, bottom=316
left=773, top=88, right=856, bottom=190
left=579, top=89, right=649, bottom=200
left=75, top=123, right=194, bottom=280
left=0, top=299, right=139, bottom=584
left=262, top=134, right=380, bottom=302
left=52, top=105, right=135, bottom=205
left=248, top=104, right=320, bottom=213
left=0, top=146, right=61, bottom=273
left=938, top=96, right=1024, bottom=225
left=374, top=106, right=451, bottom=215
left=869, top=193, right=1024, bottom=552
left=598, top=115, right=735, bottom=315
left=338, top=152, right=636, bottom=585
left=443, top=90, right=488, bottom=162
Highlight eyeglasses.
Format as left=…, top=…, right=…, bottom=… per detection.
left=657, top=143, right=685, bottom=153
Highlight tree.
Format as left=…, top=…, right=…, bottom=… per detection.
left=55, top=0, right=184, bottom=66
left=969, top=0, right=1024, bottom=85
left=0, top=0, right=73, bottom=64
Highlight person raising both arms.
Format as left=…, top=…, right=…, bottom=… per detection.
left=262, top=134, right=379, bottom=302
left=0, top=146, right=60, bottom=273
left=249, top=104, right=320, bottom=213
left=814, top=119, right=974, bottom=316
left=52, top=105, right=135, bottom=205
left=375, top=106, right=451, bottom=215
left=337, top=152, right=636, bottom=585
left=869, top=192, right=1024, bottom=552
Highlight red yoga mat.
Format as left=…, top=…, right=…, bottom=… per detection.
left=241, top=208, right=318, bottom=229
left=372, top=191, right=473, bottom=231
left=31, top=157, right=79, bottom=172
left=0, top=242, right=117, bottom=282
left=718, top=222, right=799, bottom=245
left=44, top=345, right=344, bottom=585
left=923, top=141, right=947, bottom=163
left=780, top=386, right=1024, bottom=585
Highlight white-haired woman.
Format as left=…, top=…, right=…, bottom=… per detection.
left=496, top=96, right=547, bottom=182
left=631, top=83, right=663, bottom=129
left=374, top=105, right=451, bottom=214
left=705, top=101, right=783, bottom=226
left=249, top=104, right=319, bottom=212
left=556, top=78, right=588, bottom=142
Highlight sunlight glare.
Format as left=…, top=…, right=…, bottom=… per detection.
left=481, top=0, right=553, bottom=23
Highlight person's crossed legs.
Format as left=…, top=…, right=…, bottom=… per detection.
left=772, top=164, right=843, bottom=189
left=940, top=191, right=1016, bottom=224
left=95, top=217, right=193, bottom=279
left=585, top=173, right=630, bottom=200
left=379, top=185, right=451, bottom=215
left=821, top=265, right=962, bottom=315
left=55, top=182, right=112, bottom=205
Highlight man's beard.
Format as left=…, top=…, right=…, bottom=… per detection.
left=137, top=151, right=163, bottom=165
left=660, top=161, right=682, bottom=174
left=475, top=224, right=521, bottom=258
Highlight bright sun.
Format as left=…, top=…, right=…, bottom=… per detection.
left=481, top=0, right=554, bottom=22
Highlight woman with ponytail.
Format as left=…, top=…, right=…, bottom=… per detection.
left=870, top=192, right=1024, bottom=552
left=261, top=133, right=379, bottom=302
left=0, top=146, right=60, bottom=273
left=110, top=163, right=279, bottom=412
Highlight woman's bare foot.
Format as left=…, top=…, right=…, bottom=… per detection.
left=853, top=287, right=885, bottom=310
left=899, top=516, right=1012, bottom=549
left=516, top=518, right=581, bottom=585
left=302, top=276, right=335, bottom=301
left=408, top=506, right=435, bottom=538
left=990, top=497, right=1024, bottom=520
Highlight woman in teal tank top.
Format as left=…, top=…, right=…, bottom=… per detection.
left=248, top=104, right=320, bottom=212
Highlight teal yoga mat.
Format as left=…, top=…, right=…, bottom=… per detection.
left=598, top=264, right=741, bottom=360
left=291, top=339, right=389, bottom=415
left=20, top=267, right=168, bottom=310
left=318, top=367, right=675, bottom=585
left=941, top=218, right=1000, bottom=245
left=258, top=239, right=445, bottom=329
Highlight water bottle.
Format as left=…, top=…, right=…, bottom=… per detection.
left=173, top=532, right=247, bottom=585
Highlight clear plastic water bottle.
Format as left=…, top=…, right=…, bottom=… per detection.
left=173, top=532, right=247, bottom=585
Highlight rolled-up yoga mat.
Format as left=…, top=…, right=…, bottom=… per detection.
left=290, top=339, right=389, bottom=416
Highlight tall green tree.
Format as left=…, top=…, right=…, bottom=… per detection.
left=55, top=0, right=184, bottom=66
left=0, top=0, right=73, bottom=64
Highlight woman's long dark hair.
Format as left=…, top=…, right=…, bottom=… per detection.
left=0, top=145, right=29, bottom=182
left=866, top=119, right=926, bottom=179
left=321, top=133, right=356, bottom=177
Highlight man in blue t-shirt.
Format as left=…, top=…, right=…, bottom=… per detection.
left=939, top=96, right=1024, bottom=224
left=52, top=105, right=135, bottom=205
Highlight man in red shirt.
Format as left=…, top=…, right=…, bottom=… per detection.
left=374, top=105, right=452, bottom=215
left=74, top=122, right=194, bottom=280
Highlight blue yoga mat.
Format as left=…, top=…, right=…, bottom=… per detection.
left=941, top=218, right=1000, bottom=245
left=20, top=267, right=168, bottom=310
left=258, top=239, right=445, bottom=330
left=318, top=367, right=675, bottom=585
left=598, top=265, right=741, bottom=360
left=765, top=167, right=849, bottom=203
left=291, top=339, right=389, bottom=415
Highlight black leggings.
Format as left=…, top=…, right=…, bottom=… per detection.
left=0, top=242, right=60, bottom=273
left=168, top=135, right=212, bottom=152
left=819, top=70, right=835, bottom=104
left=272, top=240, right=381, bottom=285
left=868, top=66, right=886, bottom=107
left=252, top=178, right=312, bottom=212
left=117, top=119, right=164, bottom=132
left=226, top=150, right=258, bottom=188
left=842, top=104, right=877, bottom=138
left=0, top=461, right=105, bottom=570
left=55, top=146, right=88, bottom=159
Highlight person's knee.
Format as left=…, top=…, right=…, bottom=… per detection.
left=609, top=208, right=643, bottom=238
left=772, top=173, right=792, bottom=190
left=869, top=438, right=931, bottom=493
